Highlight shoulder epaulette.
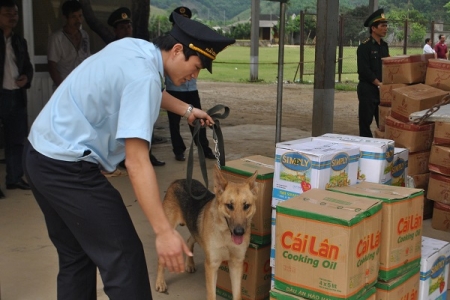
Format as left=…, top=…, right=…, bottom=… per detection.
left=362, top=37, right=370, bottom=44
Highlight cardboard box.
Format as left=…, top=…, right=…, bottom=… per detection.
left=327, top=182, right=424, bottom=281
left=373, top=128, right=385, bottom=138
left=270, top=208, right=276, bottom=267
left=391, top=84, right=448, bottom=123
left=272, top=139, right=360, bottom=207
left=222, top=155, right=274, bottom=245
left=419, top=236, right=450, bottom=300
left=313, top=133, right=395, bottom=184
left=216, top=243, right=271, bottom=300
left=408, top=150, right=431, bottom=176
left=411, top=173, right=430, bottom=190
left=269, top=288, right=376, bottom=299
left=427, top=172, right=450, bottom=204
left=391, top=147, right=409, bottom=186
left=385, top=116, right=435, bottom=152
left=434, top=121, right=450, bottom=146
left=375, top=267, right=420, bottom=300
left=379, top=105, right=391, bottom=132
left=382, top=54, right=434, bottom=84
left=428, top=145, right=450, bottom=176
left=274, top=189, right=383, bottom=299
left=431, top=202, right=450, bottom=232
left=269, top=289, right=308, bottom=299
left=380, top=83, right=407, bottom=106
left=425, top=58, right=450, bottom=91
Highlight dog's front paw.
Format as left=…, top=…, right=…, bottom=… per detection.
left=155, top=279, right=168, bottom=293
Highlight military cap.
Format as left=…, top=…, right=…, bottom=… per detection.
left=169, top=12, right=235, bottom=73
left=169, top=6, right=192, bottom=23
left=364, top=8, right=387, bottom=27
left=108, top=7, right=132, bottom=27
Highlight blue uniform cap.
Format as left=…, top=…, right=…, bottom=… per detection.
left=169, top=13, right=235, bottom=73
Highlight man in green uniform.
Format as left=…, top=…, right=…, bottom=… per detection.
left=357, top=8, right=389, bottom=137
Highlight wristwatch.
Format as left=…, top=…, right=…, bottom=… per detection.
left=183, top=105, right=194, bottom=118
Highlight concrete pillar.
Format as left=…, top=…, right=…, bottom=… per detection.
left=311, top=0, right=339, bottom=136
left=250, top=0, right=260, bottom=81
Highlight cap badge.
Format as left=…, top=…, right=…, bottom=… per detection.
left=381, top=13, right=385, bottom=18
left=180, top=8, right=186, bottom=14
left=121, top=13, right=128, bottom=20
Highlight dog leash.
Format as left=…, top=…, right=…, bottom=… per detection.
left=186, top=104, right=230, bottom=199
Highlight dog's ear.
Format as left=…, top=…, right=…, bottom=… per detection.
left=214, top=164, right=228, bottom=195
left=246, top=171, right=259, bottom=195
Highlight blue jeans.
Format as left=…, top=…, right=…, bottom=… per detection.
left=0, top=89, right=28, bottom=185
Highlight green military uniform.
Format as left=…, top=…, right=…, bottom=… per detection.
left=357, top=9, right=389, bottom=137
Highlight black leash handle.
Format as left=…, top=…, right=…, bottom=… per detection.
left=186, top=104, right=230, bottom=199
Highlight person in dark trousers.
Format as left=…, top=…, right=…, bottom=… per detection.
left=0, top=0, right=33, bottom=198
left=357, top=8, right=389, bottom=138
left=165, top=6, right=216, bottom=162
left=24, top=12, right=234, bottom=299
left=107, top=6, right=165, bottom=167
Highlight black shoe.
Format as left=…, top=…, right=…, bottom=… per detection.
left=0, top=188, right=5, bottom=199
left=6, top=179, right=31, bottom=190
left=175, top=154, right=185, bottom=161
left=204, top=151, right=216, bottom=160
left=119, top=160, right=126, bottom=169
left=150, top=154, right=165, bottom=166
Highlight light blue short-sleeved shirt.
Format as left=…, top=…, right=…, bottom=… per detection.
left=29, top=38, right=164, bottom=172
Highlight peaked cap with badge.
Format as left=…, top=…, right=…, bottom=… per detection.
left=364, top=8, right=387, bottom=27
left=169, top=12, right=235, bottom=73
left=169, top=6, right=192, bottom=23
left=108, top=7, right=132, bottom=27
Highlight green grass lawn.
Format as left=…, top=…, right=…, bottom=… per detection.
left=199, top=45, right=423, bottom=88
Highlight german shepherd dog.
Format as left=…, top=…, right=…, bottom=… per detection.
left=155, top=165, right=258, bottom=300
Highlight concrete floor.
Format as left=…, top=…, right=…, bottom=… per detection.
left=1, top=136, right=450, bottom=299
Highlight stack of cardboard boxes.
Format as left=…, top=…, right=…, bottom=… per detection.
left=268, top=133, right=450, bottom=299
left=380, top=55, right=450, bottom=227
left=216, top=155, right=274, bottom=300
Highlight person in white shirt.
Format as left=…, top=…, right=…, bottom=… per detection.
left=423, top=38, right=437, bottom=58
left=47, top=0, right=90, bottom=89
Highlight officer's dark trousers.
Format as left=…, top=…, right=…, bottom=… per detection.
left=357, top=83, right=380, bottom=138
left=0, top=89, right=28, bottom=185
left=23, top=142, right=152, bottom=300
left=166, top=90, right=212, bottom=156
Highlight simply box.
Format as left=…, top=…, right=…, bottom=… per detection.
left=385, top=116, right=435, bottom=153
left=216, top=243, right=271, bottom=300
left=274, top=189, right=382, bottom=300
left=221, top=155, right=274, bottom=245
left=425, top=58, right=450, bottom=91
left=391, top=83, right=448, bottom=123
left=272, top=139, right=360, bottom=207
left=431, top=202, right=450, bottom=233
left=411, top=173, right=430, bottom=190
left=380, top=83, right=407, bottom=106
left=427, top=172, right=450, bottom=204
left=327, top=182, right=424, bottom=281
left=434, top=121, right=450, bottom=146
left=408, top=150, right=431, bottom=176
left=428, top=145, right=450, bottom=176
left=391, top=147, right=409, bottom=187
left=313, top=133, right=395, bottom=184
left=375, top=267, right=420, bottom=300
left=382, top=54, right=434, bottom=84
left=419, top=236, right=450, bottom=300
